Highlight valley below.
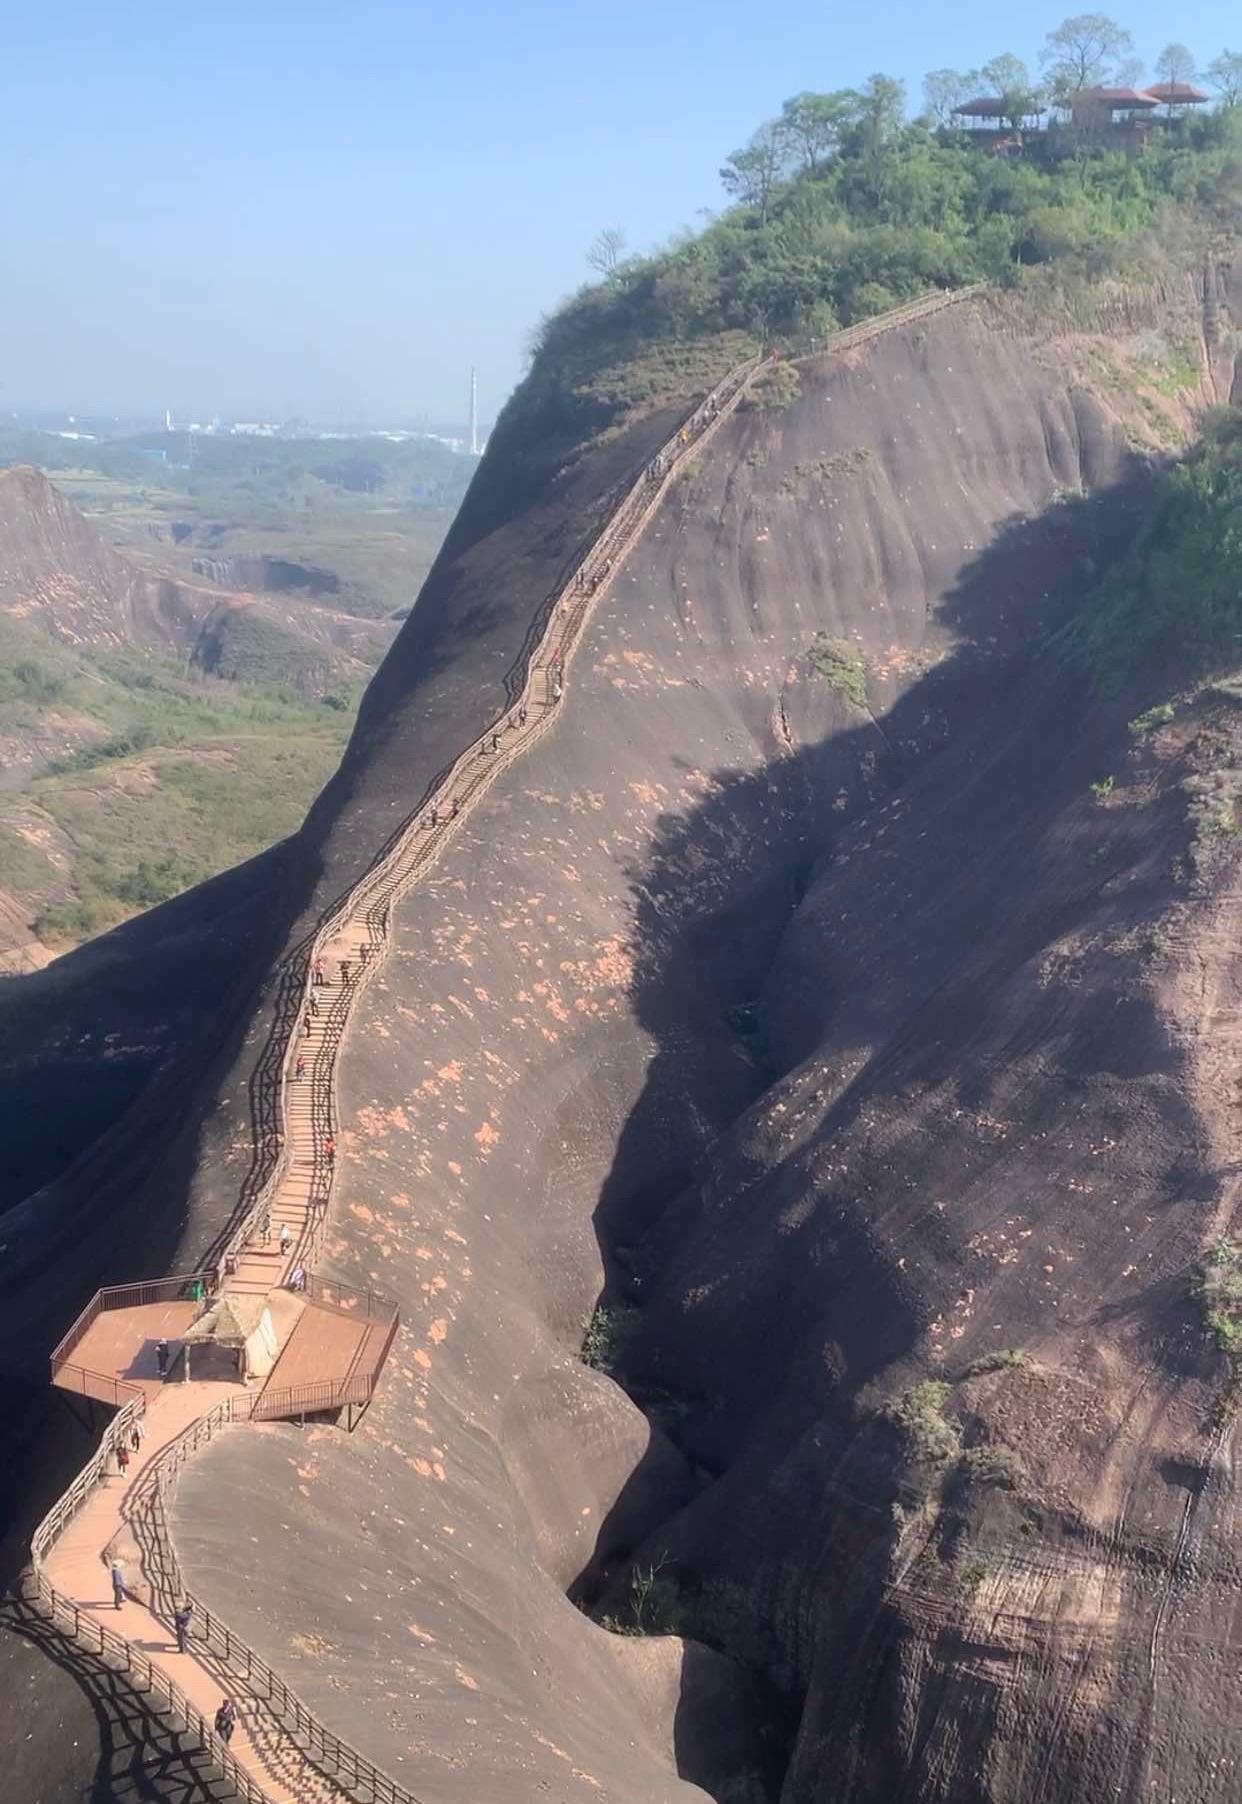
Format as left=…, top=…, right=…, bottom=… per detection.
left=0, top=435, right=471, bottom=969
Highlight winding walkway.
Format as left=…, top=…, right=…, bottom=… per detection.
left=30, top=285, right=986, bottom=1804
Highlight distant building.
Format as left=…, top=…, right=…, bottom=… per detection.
left=1142, top=81, right=1211, bottom=115
left=1069, top=85, right=1160, bottom=126
left=953, top=81, right=1207, bottom=156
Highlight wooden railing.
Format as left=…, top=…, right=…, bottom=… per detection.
left=787, top=282, right=988, bottom=363
left=305, top=1273, right=396, bottom=1318
left=146, top=1396, right=424, bottom=1803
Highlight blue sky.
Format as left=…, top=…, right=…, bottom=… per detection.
left=1, top=0, right=1235, bottom=423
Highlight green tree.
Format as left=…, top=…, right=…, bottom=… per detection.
left=1041, top=12, right=1136, bottom=100
left=779, top=91, right=856, bottom=169
left=922, top=67, right=980, bottom=127
left=844, top=74, right=907, bottom=207
left=1154, top=42, right=1197, bottom=97
left=1206, top=49, right=1242, bottom=106
left=981, top=53, right=1043, bottom=129
left=720, top=121, right=792, bottom=220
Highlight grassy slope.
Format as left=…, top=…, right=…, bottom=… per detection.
left=0, top=613, right=354, bottom=955
left=0, top=433, right=474, bottom=959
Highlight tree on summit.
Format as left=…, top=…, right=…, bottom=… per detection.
left=1205, top=49, right=1242, bottom=107
left=1154, top=42, right=1197, bottom=90
left=922, top=68, right=980, bottom=126
left=779, top=91, right=856, bottom=170
left=1040, top=12, right=1136, bottom=99
left=980, top=53, right=1043, bottom=128
left=720, top=121, right=791, bottom=221
left=586, top=228, right=628, bottom=282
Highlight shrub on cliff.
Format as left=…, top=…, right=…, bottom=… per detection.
left=1075, top=408, right=1242, bottom=680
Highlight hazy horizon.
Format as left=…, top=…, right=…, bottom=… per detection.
left=4, top=0, right=1235, bottom=424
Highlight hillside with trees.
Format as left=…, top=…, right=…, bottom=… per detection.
left=509, top=14, right=1240, bottom=452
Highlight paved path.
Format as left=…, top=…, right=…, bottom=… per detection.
left=44, top=1379, right=347, bottom=1803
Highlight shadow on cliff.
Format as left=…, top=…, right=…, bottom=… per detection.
left=1, top=1591, right=231, bottom=1801
left=567, top=462, right=1218, bottom=1796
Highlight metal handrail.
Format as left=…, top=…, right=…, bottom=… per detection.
left=206, top=346, right=772, bottom=1293
left=50, top=1272, right=212, bottom=1378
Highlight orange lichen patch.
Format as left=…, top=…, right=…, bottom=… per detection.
left=429, top=1318, right=448, bottom=1344
left=560, top=936, right=634, bottom=993
left=414, top=1246, right=434, bottom=1261
left=474, top=1120, right=500, bottom=1150
left=454, top=1666, right=479, bottom=1691
left=559, top=867, right=581, bottom=884
left=447, top=1160, right=463, bottom=1177
left=445, top=1228, right=467, bottom=1245
left=389, top=1106, right=412, bottom=1131
left=411, top=1457, right=434, bottom=1477
left=532, top=980, right=570, bottom=1023
left=681, top=768, right=721, bottom=796
left=407, top=1622, right=436, bottom=1643
left=472, top=987, right=491, bottom=1003
left=413, top=1348, right=432, bottom=1370
left=290, top=1632, right=335, bottom=1658
left=433, top=1461, right=446, bottom=1482
left=628, top=780, right=667, bottom=806
left=353, top=1104, right=393, bottom=1132
left=437, top=1061, right=464, bottom=1083
left=391, top=1191, right=412, bottom=1209
left=350, top=1203, right=375, bottom=1223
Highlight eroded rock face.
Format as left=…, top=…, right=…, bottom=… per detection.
left=9, top=275, right=1242, bottom=1802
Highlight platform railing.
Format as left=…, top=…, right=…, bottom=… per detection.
left=50, top=1271, right=213, bottom=1388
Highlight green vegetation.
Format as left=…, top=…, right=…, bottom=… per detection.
left=0, top=612, right=355, bottom=951
left=514, top=22, right=1240, bottom=450
left=958, top=1444, right=1028, bottom=1489
left=1078, top=411, right=1242, bottom=685
left=1128, top=702, right=1176, bottom=734
left=1090, top=775, right=1115, bottom=799
left=962, top=1347, right=1029, bottom=1377
left=1185, top=766, right=1242, bottom=861
left=1198, top=1236, right=1242, bottom=1356
left=0, top=657, right=66, bottom=707
left=598, top=1557, right=685, bottom=1637
left=809, top=634, right=870, bottom=708
left=581, top=1302, right=637, bottom=1374
left=883, top=1378, right=962, bottom=1465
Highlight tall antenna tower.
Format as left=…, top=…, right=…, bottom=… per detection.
left=469, top=368, right=478, bottom=456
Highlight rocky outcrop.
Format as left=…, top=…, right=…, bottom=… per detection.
left=0, top=465, right=387, bottom=685
left=4, top=266, right=1240, bottom=1803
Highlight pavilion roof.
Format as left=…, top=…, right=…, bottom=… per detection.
left=1142, top=82, right=1209, bottom=103
left=952, top=96, right=1010, bottom=118
left=184, top=1294, right=267, bottom=1346
left=1076, top=86, right=1160, bottom=108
